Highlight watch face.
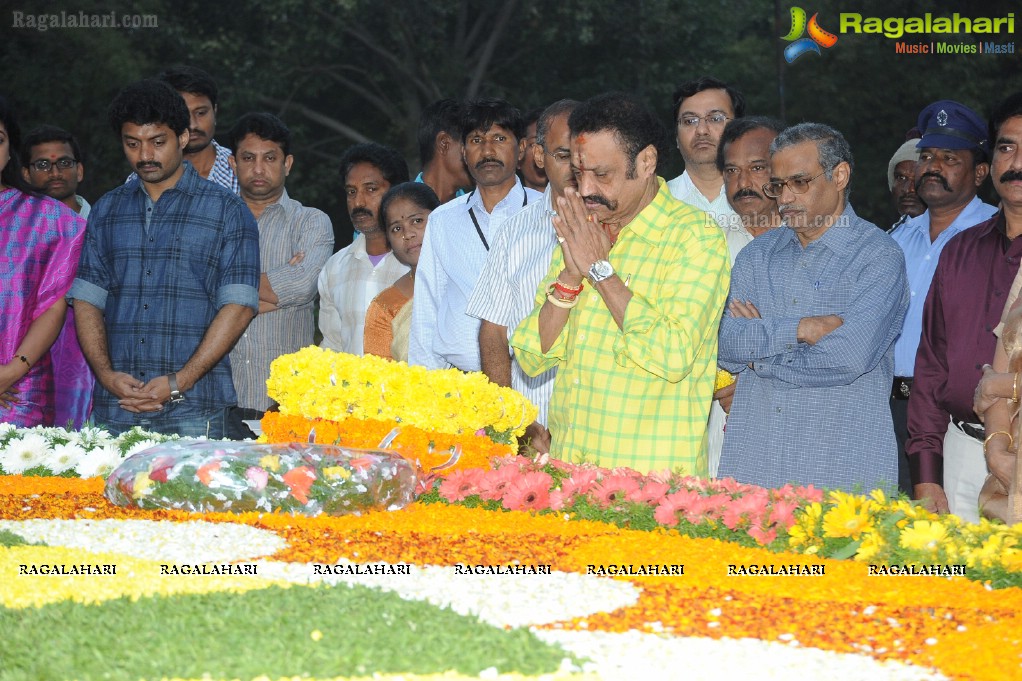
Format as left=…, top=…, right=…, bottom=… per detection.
left=589, top=260, right=614, bottom=281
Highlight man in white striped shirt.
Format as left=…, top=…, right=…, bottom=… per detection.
left=466, top=100, right=579, bottom=452
left=226, top=113, right=334, bottom=437
left=409, top=99, right=542, bottom=372
left=318, top=143, right=410, bottom=355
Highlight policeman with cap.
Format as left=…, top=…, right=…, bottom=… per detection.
left=890, top=100, right=995, bottom=499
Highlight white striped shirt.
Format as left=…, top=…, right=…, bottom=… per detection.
left=318, top=235, right=409, bottom=355
left=409, top=180, right=541, bottom=371
left=230, top=190, right=334, bottom=410
left=466, top=187, right=558, bottom=425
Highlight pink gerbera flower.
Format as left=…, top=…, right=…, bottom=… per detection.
left=501, top=471, right=553, bottom=511
left=748, top=524, right=778, bottom=545
left=478, top=465, right=519, bottom=501
left=627, top=480, right=671, bottom=506
left=767, top=499, right=799, bottom=528
left=439, top=468, right=485, bottom=502
left=590, top=474, right=642, bottom=508
left=561, top=468, right=601, bottom=497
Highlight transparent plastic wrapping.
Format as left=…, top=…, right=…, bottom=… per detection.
left=104, top=441, right=418, bottom=515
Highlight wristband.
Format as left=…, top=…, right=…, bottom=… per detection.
left=546, top=293, right=580, bottom=309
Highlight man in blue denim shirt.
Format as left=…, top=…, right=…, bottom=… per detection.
left=68, top=79, right=259, bottom=437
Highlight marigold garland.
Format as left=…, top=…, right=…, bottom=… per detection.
left=259, top=412, right=509, bottom=474
left=266, top=347, right=537, bottom=440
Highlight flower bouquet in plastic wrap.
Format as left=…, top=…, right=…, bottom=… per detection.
left=104, top=440, right=417, bottom=515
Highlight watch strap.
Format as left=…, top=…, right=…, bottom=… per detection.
left=169, top=372, right=182, bottom=398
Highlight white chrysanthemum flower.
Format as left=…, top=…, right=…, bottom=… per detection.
left=74, top=443, right=125, bottom=478
left=125, top=439, right=160, bottom=458
left=0, top=422, right=16, bottom=436
left=41, top=442, right=88, bottom=474
left=0, top=433, right=49, bottom=474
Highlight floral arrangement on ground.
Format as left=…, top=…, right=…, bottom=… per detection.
left=4, top=445, right=1022, bottom=678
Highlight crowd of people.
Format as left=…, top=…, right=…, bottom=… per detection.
left=3, top=65, right=1022, bottom=525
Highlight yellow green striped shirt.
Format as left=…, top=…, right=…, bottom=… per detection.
left=510, top=179, right=730, bottom=474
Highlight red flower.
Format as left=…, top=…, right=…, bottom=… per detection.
left=627, top=480, right=671, bottom=506
left=282, top=465, right=316, bottom=504
left=501, top=471, right=553, bottom=511
left=148, top=456, right=176, bottom=483
left=439, top=469, right=484, bottom=502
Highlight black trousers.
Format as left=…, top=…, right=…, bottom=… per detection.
left=889, top=396, right=915, bottom=496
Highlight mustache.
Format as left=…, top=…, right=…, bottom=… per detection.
left=189, top=128, right=206, bottom=136
left=582, top=193, right=614, bottom=209
left=136, top=162, right=162, bottom=171
left=350, top=208, right=374, bottom=219
left=732, top=188, right=763, bottom=202
left=475, top=158, right=503, bottom=168
left=916, top=172, right=951, bottom=192
left=1001, top=170, right=1022, bottom=183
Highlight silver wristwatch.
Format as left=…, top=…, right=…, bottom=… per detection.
left=168, top=372, right=185, bottom=404
left=587, top=259, right=614, bottom=284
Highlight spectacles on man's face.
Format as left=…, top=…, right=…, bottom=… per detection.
left=763, top=171, right=826, bottom=199
left=544, top=149, right=571, bottom=164
left=28, top=157, right=78, bottom=173
left=677, top=113, right=731, bottom=128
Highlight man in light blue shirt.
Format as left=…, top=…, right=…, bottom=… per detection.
left=409, top=99, right=541, bottom=371
left=889, top=100, right=994, bottom=494
left=718, top=123, right=908, bottom=494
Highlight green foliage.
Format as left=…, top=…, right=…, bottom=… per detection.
left=0, top=583, right=575, bottom=680
left=6, top=0, right=1016, bottom=238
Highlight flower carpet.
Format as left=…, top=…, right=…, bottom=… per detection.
left=3, top=469, right=1022, bottom=680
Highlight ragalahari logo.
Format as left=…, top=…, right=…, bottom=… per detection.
left=782, top=7, right=838, bottom=63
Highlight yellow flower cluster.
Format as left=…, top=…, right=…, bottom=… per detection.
left=788, top=488, right=1022, bottom=570
left=713, top=368, right=735, bottom=392
left=266, top=347, right=538, bottom=438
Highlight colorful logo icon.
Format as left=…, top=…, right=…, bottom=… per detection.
left=781, top=7, right=838, bottom=63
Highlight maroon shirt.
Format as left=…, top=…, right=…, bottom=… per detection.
left=908, top=213, right=1022, bottom=485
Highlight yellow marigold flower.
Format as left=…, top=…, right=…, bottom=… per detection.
left=899, top=519, right=948, bottom=551
left=259, top=455, right=281, bottom=472
left=322, top=466, right=350, bottom=479
left=714, top=368, right=735, bottom=392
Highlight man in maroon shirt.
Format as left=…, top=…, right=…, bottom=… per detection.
left=908, top=95, right=1022, bottom=521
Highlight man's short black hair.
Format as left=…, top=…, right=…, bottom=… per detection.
left=228, top=112, right=291, bottom=157
left=672, top=76, right=746, bottom=119
left=338, top=142, right=410, bottom=186
left=523, top=107, right=544, bottom=133
left=569, top=92, right=668, bottom=177
left=158, top=65, right=219, bottom=108
left=715, top=116, right=786, bottom=173
left=418, top=99, right=464, bottom=167
left=990, top=92, right=1022, bottom=147
left=21, top=124, right=83, bottom=164
left=461, top=99, right=524, bottom=143
left=108, top=79, right=190, bottom=137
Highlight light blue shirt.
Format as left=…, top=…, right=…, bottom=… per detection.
left=466, top=187, right=559, bottom=425
left=890, top=196, right=997, bottom=376
left=717, top=205, right=909, bottom=493
left=409, top=180, right=542, bottom=371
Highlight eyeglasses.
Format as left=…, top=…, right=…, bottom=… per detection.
left=677, top=113, right=731, bottom=128
left=544, top=149, right=571, bottom=164
left=762, top=171, right=826, bottom=198
left=28, top=157, right=78, bottom=172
